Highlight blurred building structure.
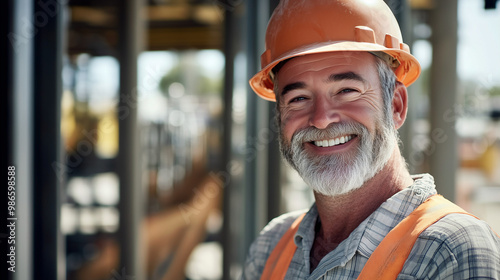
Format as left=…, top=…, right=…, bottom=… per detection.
left=3, top=0, right=500, bottom=280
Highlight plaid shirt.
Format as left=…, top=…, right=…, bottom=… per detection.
left=242, top=174, right=500, bottom=279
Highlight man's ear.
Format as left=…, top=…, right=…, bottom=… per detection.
left=392, top=81, right=408, bottom=129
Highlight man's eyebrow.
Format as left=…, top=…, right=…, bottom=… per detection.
left=279, top=72, right=365, bottom=97
left=280, top=81, right=306, bottom=97
left=327, top=71, right=367, bottom=84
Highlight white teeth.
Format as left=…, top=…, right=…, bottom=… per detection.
left=314, top=135, right=353, bottom=147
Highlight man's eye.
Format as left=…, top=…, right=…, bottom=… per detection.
left=289, top=96, right=307, bottom=103
left=338, top=88, right=357, bottom=94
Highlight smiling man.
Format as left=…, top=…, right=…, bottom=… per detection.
left=242, top=0, right=500, bottom=279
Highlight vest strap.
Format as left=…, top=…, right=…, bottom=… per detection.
left=261, top=194, right=476, bottom=280
left=260, top=213, right=305, bottom=280
left=357, top=194, right=474, bottom=279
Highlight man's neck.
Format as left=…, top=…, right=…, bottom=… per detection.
left=311, top=148, right=414, bottom=255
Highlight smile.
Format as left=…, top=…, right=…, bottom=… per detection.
left=313, top=135, right=354, bottom=147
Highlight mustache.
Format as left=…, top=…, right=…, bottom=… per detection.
left=290, top=122, right=368, bottom=144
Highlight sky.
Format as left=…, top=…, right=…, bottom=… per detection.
left=412, top=0, right=500, bottom=86
left=457, top=0, right=500, bottom=85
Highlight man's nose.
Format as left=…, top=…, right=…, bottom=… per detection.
left=308, top=97, right=341, bottom=129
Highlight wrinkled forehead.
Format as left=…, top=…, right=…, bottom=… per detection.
left=275, top=52, right=378, bottom=85
left=275, top=52, right=376, bottom=81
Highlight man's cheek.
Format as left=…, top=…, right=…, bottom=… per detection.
left=279, top=116, right=293, bottom=139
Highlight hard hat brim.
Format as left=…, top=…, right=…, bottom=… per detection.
left=249, top=41, right=421, bottom=102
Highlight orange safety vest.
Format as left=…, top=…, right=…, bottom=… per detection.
left=261, top=195, right=478, bottom=280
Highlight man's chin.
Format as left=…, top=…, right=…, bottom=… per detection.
left=300, top=170, right=367, bottom=197
left=311, top=182, right=364, bottom=197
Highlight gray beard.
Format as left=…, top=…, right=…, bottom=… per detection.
left=279, top=119, right=397, bottom=197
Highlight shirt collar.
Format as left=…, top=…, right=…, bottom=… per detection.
left=357, top=173, right=437, bottom=257
left=293, top=173, right=437, bottom=260
left=295, top=203, right=318, bottom=249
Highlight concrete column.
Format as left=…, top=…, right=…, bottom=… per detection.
left=429, top=0, right=458, bottom=201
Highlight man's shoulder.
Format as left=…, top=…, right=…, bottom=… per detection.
left=241, top=209, right=308, bottom=279
left=420, top=213, right=500, bottom=251
left=261, top=209, right=307, bottom=237
left=251, top=209, right=308, bottom=255
left=402, top=213, right=500, bottom=278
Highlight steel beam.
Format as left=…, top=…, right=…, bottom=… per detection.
left=32, top=0, right=65, bottom=278
left=117, top=0, right=146, bottom=278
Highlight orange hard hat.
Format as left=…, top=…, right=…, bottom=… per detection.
left=249, top=0, right=421, bottom=101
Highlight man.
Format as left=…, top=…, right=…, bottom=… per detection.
left=243, top=0, right=500, bottom=279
